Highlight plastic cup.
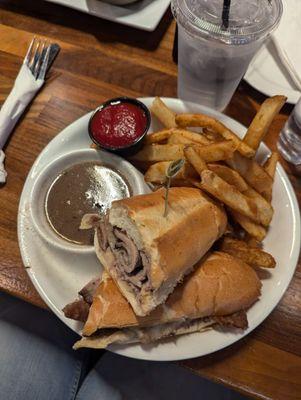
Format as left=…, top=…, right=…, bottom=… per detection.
left=172, top=0, right=283, bottom=111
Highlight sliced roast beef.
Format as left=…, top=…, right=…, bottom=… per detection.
left=114, top=228, right=140, bottom=273
left=98, top=216, right=151, bottom=291
left=79, top=277, right=101, bottom=304
left=96, top=226, right=106, bottom=251
left=213, top=310, right=248, bottom=329
left=63, top=277, right=101, bottom=322
left=63, top=299, right=90, bottom=322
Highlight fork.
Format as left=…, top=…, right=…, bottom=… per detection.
left=24, top=37, right=51, bottom=81
left=0, top=37, right=59, bottom=183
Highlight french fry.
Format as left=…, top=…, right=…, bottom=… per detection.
left=245, top=236, right=262, bottom=248
left=207, top=162, right=273, bottom=225
left=207, top=164, right=248, bottom=192
left=151, top=97, right=176, bottom=128
left=145, top=128, right=210, bottom=146
left=129, top=144, right=184, bottom=164
left=191, top=141, right=237, bottom=162
left=230, top=210, right=267, bottom=241
left=243, top=96, right=287, bottom=151
left=169, top=179, right=197, bottom=188
left=243, top=187, right=273, bottom=226
left=168, top=133, right=193, bottom=145
left=224, top=223, right=234, bottom=236
left=202, top=128, right=223, bottom=143
left=220, top=237, right=276, bottom=268
left=264, top=152, right=278, bottom=179
left=200, top=170, right=270, bottom=226
left=184, top=146, right=207, bottom=175
left=144, top=129, right=174, bottom=145
left=226, top=152, right=273, bottom=195
left=261, top=152, right=279, bottom=201
left=144, top=161, right=198, bottom=184
left=167, top=129, right=210, bottom=145
left=191, top=180, right=203, bottom=190
left=176, top=114, right=255, bottom=158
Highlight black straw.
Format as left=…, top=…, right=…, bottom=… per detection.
left=222, top=0, right=231, bottom=29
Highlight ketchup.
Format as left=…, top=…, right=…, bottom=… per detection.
left=90, top=101, right=148, bottom=149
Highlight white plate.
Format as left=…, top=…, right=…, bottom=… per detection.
left=18, top=97, right=300, bottom=361
left=245, top=41, right=301, bottom=105
left=44, top=0, right=170, bottom=32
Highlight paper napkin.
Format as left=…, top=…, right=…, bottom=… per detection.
left=0, top=64, right=43, bottom=183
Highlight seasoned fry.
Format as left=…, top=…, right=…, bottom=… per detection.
left=202, top=128, right=223, bottom=143
left=226, top=152, right=273, bottom=195
left=144, top=161, right=198, bottom=184
left=168, top=179, right=197, bottom=188
left=168, top=133, right=193, bottom=145
left=243, top=96, right=287, bottom=151
left=167, top=129, right=210, bottom=145
left=220, top=237, right=276, bottom=268
left=207, top=164, right=248, bottom=192
left=243, top=187, right=273, bottom=226
left=264, top=152, right=278, bottom=179
left=176, top=114, right=255, bottom=158
left=191, top=180, right=203, bottom=190
left=261, top=152, right=279, bottom=201
left=200, top=170, right=270, bottom=226
left=129, top=144, right=184, bottom=163
left=245, top=236, right=262, bottom=249
left=151, top=97, right=176, bottom=128
left=191, top=141, right=237, bottom=162
left=230, top=210, right=267, bottom=241
left=144, top=129, right=174, bottom=145
left=145, top=128, right=210, bottom=146
left=213, top=167, right=274, bottom=233
left=184, top=147, right=207, bottom=175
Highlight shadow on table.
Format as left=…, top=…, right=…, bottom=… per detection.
left=0, top=0, right=172, bottom=51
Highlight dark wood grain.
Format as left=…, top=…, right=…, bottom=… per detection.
left=0, top=1, right=300, bottom=399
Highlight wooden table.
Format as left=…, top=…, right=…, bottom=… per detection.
left=0, top=1, right=300, bottom=399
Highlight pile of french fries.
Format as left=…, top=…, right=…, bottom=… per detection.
left=129, top=96, right=287, bottom=269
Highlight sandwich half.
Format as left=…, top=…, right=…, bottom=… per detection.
left=67, top=252, right=261, bottom=349
left=81, top=187, right=227, bottom=316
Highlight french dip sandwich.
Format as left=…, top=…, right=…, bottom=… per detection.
left=81, top=188, right=227, bottom=316
left=69, top=252, right=261, bottom=349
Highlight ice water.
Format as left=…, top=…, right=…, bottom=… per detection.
left=178, top=26, right=262, bottom=111
left=172, top=0, right=282, bottom=111
left=277, top=98, right=301, bottom=165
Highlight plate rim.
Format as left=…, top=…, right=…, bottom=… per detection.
left=18, top=96, right=301, bottom=361
left=44, top=0, right=171, bottom=32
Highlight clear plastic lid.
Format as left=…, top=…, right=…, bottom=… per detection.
left=171, top=0, right=283, bottom=44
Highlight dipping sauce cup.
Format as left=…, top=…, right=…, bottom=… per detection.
left=88, top=97, right=151, bottom=156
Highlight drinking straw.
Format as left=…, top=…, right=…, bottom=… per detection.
left=222, top=0, right=231, bottom=29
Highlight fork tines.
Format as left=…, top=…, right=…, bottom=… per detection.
left=24, top=37, right=51, bottom=81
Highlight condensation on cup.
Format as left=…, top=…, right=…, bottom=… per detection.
left=172, top=0, right=283, bottom=111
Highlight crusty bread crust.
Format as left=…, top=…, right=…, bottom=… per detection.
left=83, top=252, right=261, bottom=336
left=107, top=187, right=227, bottom=316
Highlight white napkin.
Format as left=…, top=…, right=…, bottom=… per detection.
left=0, top=63, right=44, bottom=183
left=272, top=0, right=301, bottom=91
